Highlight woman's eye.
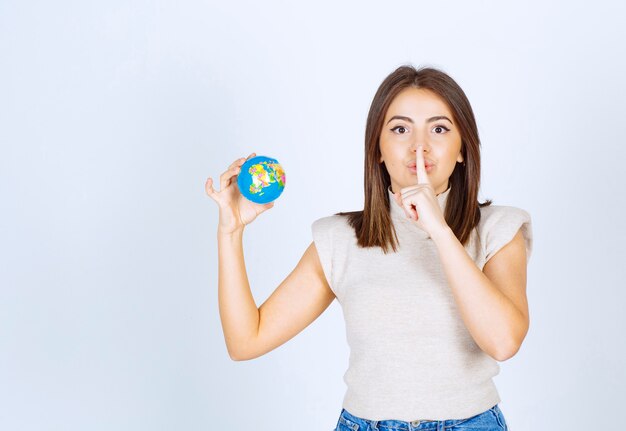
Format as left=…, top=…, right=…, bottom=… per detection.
left=391, top=126, right=408, bottom=134
left=433, top=125, right=450, bottom=134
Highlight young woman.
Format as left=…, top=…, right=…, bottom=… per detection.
left=206, top=65, right=532, bottom=431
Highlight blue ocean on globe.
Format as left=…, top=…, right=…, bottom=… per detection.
left=236, top=155, right=286, bottom=204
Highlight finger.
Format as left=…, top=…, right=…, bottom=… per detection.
left=401, top=189, right=417, bottom=201
left=397, top=188, right=419, bottom=217
left=392, top=189, right=407, bottom=210
left=400, top=185, right=431, bottom=199
left=402, top=198, right=418, bottom=220
left=395, top=194, right=410, bottom=218
left=391, top=190, right=408, bottom=218
left=205, top=177, right=216, bottom=197
left=394, top=190, right=415, bottom=220
left=404, top=202, right=418, bottom=220
left=221, top=164, right=241, bottom=180
left=415, top=144, right=430, bottom=185
left=221, top=153, right=255, bottom=191
left=229, top=157, right=247, bottom=170
left=228, top=153, right=256, bottom=171
left=219, top=165, right=242, bottom=191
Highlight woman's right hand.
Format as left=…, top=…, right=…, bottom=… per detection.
left=205, top=152, right=275, bottom=234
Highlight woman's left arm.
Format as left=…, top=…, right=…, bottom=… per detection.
left=430, top=226, right=529, bottom=362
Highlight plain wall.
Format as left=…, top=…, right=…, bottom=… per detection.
left=1, top=0, right=625, bottom=430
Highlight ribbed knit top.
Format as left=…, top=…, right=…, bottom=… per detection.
left=311, top=183, right=533, bottom=421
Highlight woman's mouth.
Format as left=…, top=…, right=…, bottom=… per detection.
left=409, top=164, right=434, bottom=174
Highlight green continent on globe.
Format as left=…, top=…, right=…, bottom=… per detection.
left=247, top=162, right=286, bottom=196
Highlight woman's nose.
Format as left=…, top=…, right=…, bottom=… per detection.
left=411, top=139, right=430, bottom=153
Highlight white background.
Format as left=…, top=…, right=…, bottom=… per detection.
left=1, top=1, right=625, bottom=430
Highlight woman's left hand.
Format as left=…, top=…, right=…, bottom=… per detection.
left=391, top=144, right=449, bottom=238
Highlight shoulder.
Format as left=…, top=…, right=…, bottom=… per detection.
left=478, top=204, right=532, bottom=229
left=477, top=204, right=533, bottom=264
left=311, top=214, right=343, bottom=229
left=309, top=214, right=354, bottom=301
left=311, top=214, right=352, bottom=237
left=310, top=214, right=356, bottom=262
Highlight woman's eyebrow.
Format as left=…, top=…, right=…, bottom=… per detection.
left=386, top=115, right=453, bottom=125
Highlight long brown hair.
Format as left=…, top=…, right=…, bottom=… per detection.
left=335, top=64, right=492, bottom=253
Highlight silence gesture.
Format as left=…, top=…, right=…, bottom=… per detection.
left=391, top=144, right=449, bottom=238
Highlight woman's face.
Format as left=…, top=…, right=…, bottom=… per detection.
left=379, top=87, right=464, bottom=196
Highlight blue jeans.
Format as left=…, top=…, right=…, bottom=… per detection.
left=333, top=404, right=508, bottom=431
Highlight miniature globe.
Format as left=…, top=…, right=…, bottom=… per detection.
left=236, top=155, right=286, bottom=204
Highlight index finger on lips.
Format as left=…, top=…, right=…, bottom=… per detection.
left=415, top=145, right=430, bottom=185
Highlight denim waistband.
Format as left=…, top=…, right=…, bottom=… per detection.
left=337, top=404, right=502, bottom=431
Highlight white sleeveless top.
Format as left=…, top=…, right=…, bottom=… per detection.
left=311, top=184, right=533, bottom=421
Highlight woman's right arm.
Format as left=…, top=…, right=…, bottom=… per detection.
left=216, top=227, right=260, bottom=360
left=219, top=234, right=335, bottom=361
left=207, top=153, right=335, bottom=361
